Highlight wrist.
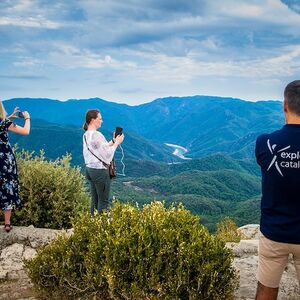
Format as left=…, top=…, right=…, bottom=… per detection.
left=25, top=118, right=30, bottom=120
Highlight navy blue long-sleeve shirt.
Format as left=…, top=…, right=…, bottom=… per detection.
left=256, top=124, right=300, bottom=244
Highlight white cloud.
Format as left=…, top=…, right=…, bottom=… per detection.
left=209, top=0, right=300, bottom=27
left=13, top=57, right=44, bottom=67
left=127, top=44, right=300, bottom=83
left=6, top=0, right=34, bottom=13
left=218, top=2, right=264, bottom=18
left=0, top=16, right=61, bottom=28
left=1, top=0, right=300, bottom=103
left=46, top=44, right=137, bottom=70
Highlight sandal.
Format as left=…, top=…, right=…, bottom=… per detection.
left=4, top=224, right=12, bottom=233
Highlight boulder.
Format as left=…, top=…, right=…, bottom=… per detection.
left=238, top=224, right=260, bottom=240
left=0, top=225, right=66, bottom=300
left=0, top=225, right=61, bottom=251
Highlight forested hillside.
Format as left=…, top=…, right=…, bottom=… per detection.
left=111, top=154, right=261, bottom=231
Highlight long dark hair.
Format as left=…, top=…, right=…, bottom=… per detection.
left=83, top=109, right=100, bottom=131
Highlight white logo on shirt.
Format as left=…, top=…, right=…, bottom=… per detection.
left=267, top=139, right=291, bottom=177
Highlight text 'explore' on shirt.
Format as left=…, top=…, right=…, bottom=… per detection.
left=83, top=130, right=115, bottom=169
left=255, top=124, right=300, bottom=244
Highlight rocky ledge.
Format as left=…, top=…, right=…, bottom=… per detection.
left=0, top=224, right=299, bottom=300
left=232, top=224, right=299, bottom=299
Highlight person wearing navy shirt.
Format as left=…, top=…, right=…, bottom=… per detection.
left=255, top=80, right=300, bottom=300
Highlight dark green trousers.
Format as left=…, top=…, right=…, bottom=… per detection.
left=85, top=167, right=111, bottom=215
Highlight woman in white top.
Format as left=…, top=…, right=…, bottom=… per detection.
left=83, top=109, right=124, bottom=215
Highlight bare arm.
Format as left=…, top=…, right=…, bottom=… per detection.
left=8, top=111, right=31, bottom=135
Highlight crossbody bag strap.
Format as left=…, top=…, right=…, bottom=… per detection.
left=84, top=135, right=110, bottom=169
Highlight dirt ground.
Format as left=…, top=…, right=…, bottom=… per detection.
left=0, top=278, right=37, bottom=300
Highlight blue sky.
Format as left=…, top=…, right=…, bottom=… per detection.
left=0, top=0, right=300, bottom=105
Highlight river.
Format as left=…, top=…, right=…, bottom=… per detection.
left=165, top=143, right=192, bottom=160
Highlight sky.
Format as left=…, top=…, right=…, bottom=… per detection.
left=0, top=0, right=300, bottom=105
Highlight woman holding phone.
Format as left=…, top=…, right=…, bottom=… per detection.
left=83, top=109, right=124, bottom=215
left=0, top=100, right=30, bottom=232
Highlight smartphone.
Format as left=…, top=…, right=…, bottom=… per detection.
left=114, top=127, right=123, bottom=138
left=17, top=111, right=24, bottom=118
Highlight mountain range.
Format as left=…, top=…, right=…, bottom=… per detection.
left=4, top=95, right=281, bottom=230
left=4, top=95, right=284, bottom=161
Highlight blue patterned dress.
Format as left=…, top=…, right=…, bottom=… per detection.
left=0, top=118, right=22, bottom=210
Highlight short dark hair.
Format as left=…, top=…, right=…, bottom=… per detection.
left=284, top=80, right=300, bottom=116
left=83, top=109, right=100, bottom=131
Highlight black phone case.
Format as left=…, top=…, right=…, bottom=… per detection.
left=115, top=127, right=123, bottom=137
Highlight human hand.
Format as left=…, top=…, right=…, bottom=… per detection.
left=22, top=111, right=30, bottom=120
left=8, top=107, right=20, bottom=119
left=115, top=133, right=124, bottom=145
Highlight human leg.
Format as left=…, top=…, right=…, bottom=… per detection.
left=86, top=168, right=109, bottom=214
left=256, top=235, right=289, bottom=300
left=290, top=244, right=300, bottom=287
left=4, top=209, right=12, bottom=232
left=86, top=168, right=99, bottom=216
left=89, top=181, right=98, bottom=216
left=98, top=171, right=111, bottom=212
left=255, top=282, right=279, bottom=300
left=4, top=208, right=11, bottom=224
left=93, top=170, right=111, bottom=213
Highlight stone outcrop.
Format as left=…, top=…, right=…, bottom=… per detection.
left=0, top=224, right=299, bottom=299
left=238, top=223, right=261, bottom=240
left=0, top=226, right=66, bottom=300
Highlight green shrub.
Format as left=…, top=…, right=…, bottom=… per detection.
left=25, top=201, right=238, bottom=299
left=14, top=150, right=89, bottom=229
left=215, top=217, right=243, bottom=243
